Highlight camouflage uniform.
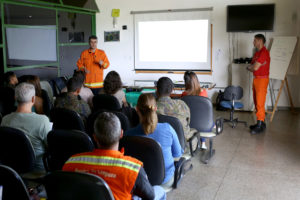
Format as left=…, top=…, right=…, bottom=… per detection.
left=156, top=96, right=197, bottom=143
left=55, top=92, right=91, bottom=121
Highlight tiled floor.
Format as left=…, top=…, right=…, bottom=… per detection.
left=167, top=110, right=300, bottom=200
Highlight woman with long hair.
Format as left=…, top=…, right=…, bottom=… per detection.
left=182, top=71, right=208, bottom=149
left=182, top=71, right=207, bottom=97
left=125, top=93, right=183, bottom=187
left=103, top=71, right=128, bottom=107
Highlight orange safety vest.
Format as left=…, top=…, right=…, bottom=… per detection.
left=63, top=149, right=142, bottom=200
left=77, top=48, right=110, bottom=88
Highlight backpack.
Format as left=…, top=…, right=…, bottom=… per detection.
left=216, top=90, right=226, bottom=111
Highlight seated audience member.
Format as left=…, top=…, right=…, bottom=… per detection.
left=103, top=71, right=128, bottom=107
left=126, top=93, right=183, bottom=187
left=181, top=71, right=208, bottom=97
left=72, top=70, right=94, bottom=107
left=55, top=77, right=91, bottom=120
left=155, top=77, right=201, bottom=150
left=63, top=112, right=166, bottom=200
left=1, top=83, right=52, bottom=170
left=2, top=71, right=18, bottom=88
left=181, top=71, right=209, bottom=149
left=19, top=75, right=45, bottom=114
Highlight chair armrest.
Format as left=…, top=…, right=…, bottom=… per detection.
left=173, top=157, right=193, bottom=189
left=215, top=117, right=224, bottom=135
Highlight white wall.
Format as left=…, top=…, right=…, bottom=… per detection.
left=95, top=0, right=300, bottom=107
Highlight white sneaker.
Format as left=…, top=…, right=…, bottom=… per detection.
left=201, top=142, right=207, bottom=150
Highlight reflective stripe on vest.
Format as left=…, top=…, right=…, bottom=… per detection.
left=84, top=82, right=103, bottom=87
left=66, top=155, right=141, bottom=173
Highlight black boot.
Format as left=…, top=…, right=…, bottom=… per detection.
left=250, top=120, right=266, bottom=130
left=250, top=120, right=264, bottom=135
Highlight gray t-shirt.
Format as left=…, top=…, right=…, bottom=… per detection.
left=1, top=112, right=52, bottom=170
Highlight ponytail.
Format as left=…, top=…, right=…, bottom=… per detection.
left=137, top=94, right=158, bottom=135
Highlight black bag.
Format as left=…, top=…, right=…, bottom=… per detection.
left=216, top=90, right=226, bottom=111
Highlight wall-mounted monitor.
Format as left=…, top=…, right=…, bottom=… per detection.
left=227, top=4, right=275, bottom=32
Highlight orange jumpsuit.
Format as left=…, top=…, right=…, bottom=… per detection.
left=251, top=46, right=270, bottom=121
left=63, top=149, right=142, bottom=200
left=77, top=48, right=110, bottom=88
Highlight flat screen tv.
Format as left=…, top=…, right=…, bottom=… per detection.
left=227, top=4, right=275, bottom=32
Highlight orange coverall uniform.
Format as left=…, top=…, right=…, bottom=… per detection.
left=63, top=149, right=143, bottom=200
left=251, top=46, right=270, bottom=122
left=77, top=48, right=110, bottom=88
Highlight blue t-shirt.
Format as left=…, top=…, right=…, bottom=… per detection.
left=125, top=123, right=183, bottom=184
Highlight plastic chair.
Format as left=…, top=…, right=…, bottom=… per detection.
left=50, top=108, right=86, bottom=132
left=119, top=136, right=192, bottom=189
left=43, top=129, right=94, bottom=172
left=93, top=94, right=121, bottom=112
left=0, top=127, right=36, bottom=174
left=182, top=96, right=223, bottom=163
left=220, top=86, right=247, bottom=128
left=44, top=171, right=115, bottom=200
left=157, top=114, right=185, bottom=150
left=0, top=165, right=31, bottom=200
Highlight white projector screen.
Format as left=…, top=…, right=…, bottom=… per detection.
left=134, top=11, right=211, bottom=71
left=6, top=27, right=57, bottom=61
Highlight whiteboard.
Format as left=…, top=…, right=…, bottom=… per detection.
left=269, top=36, right=297, bottom=80
left=6, top=27, right=57, bottom=61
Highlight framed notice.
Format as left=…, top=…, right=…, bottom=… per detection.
left=104, top=31, right=120, bottom=42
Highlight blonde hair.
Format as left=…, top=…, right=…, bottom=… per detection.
left=137, top=93, right=158, bottom=135
left=184, top=71, right=201, bottom=96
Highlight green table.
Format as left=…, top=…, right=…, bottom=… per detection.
left=124, top=89, right=155, bottom=107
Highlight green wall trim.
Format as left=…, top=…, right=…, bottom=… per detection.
left=59, top=43, right=89, bottom=46
left=0, top=0, right=97, bottom=75
left=4, top=24, right=57, bottom=29
left=7, top=63, right=59, bottom=71
left=3, top=0, right=99, bottom=13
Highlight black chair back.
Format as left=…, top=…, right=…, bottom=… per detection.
left=44, top=171, right=115, bottom=200
left=87, top=110, right=131, bottom=137
left=223, top=86, right=243, bottom=101
left=181, top=96, right=214, bottom=132
left=119, top=136, right=165, bottom=185
left=0, top=127, right=35, bottom=174
left=45, top=129, right=94, bottom=171
left=0, top=86, right=16, bottom=116
left=41, top=89, right=52, bottom=117
left=50, top=108, right=85, bottom=132
left=0, top=165, right=30, bottom=200
left=158, top=114, right=185, bottom=149
left=93, top=94, right=121, bottom=112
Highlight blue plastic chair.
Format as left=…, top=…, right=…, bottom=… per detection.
left=220, top=86, right=247, bottom=128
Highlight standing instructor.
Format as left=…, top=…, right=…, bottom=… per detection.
left=77, top=35, right=110, bottom=95
left=247, top=34, right=270, bottom=134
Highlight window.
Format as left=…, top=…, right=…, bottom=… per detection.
left=62, top=0, right=99, bottom=11
left=133, top=9, right=212, bottom=71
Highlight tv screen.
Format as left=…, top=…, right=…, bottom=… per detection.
left=227, top=4, right=275, bottom=32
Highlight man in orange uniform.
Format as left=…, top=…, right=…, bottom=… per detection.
left=63, top=112, right=166, bottom=200
left=247, top=34, right=270, bottom=134
left=77, top=35, right=110, bottom=95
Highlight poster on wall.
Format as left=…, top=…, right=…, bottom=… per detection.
left=104, top=31, right=120, bottom=42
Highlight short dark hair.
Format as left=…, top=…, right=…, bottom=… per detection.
left=94, top=112, right=121, bottom=148
left=103, top=71, right=122, bottom=94
left=73, top=70, right=85, bottom=85
left=3, top=71, right=16, bottom=86
left=255, top=34, right=266, bottom=44
left=67, top=77, right=82, bottom=92
left=89, top=35, right=98, bottom=42
left=156, top=77, right=174, bottom=97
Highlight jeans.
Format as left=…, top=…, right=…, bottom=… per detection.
left=133, top=185, right=167, bottom=200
